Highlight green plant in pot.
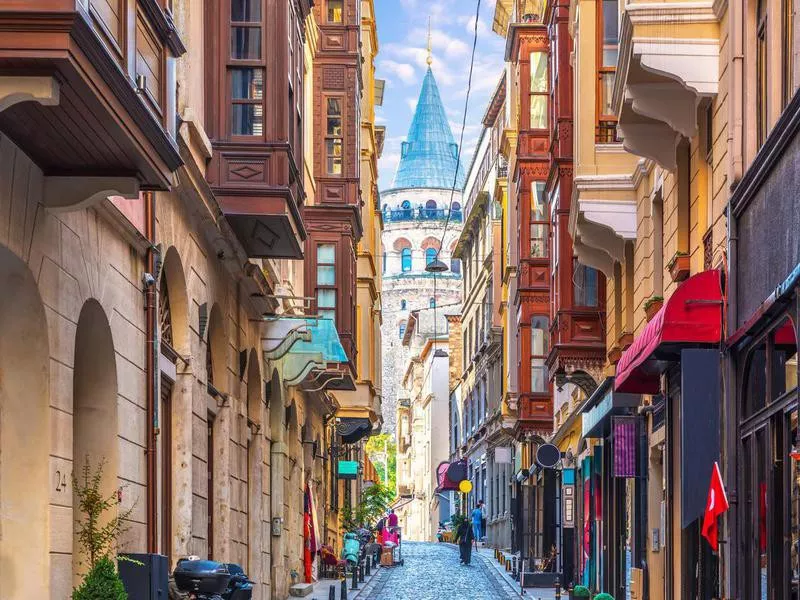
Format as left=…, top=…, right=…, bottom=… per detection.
left=72, top=458, right=135, bottom=600
left=595, top=593, right=615, bottom=600
left=571, top=584, right=591, bottom=599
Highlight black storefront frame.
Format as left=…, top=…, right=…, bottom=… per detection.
left=731, top=289, right=799, bottom=600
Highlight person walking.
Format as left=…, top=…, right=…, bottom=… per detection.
left=455, top=516, right=474, bottom=565
left=387, top=508, right=398, bottom=528
left=471, top=500, right=484, bottom=548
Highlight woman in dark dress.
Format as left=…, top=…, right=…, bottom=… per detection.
left=455, top=519, right=474, bottom=565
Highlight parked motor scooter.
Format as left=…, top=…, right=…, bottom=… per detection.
left=173, top=559, right=254, bottom=600
left=341, top=532, right=361, bottom=566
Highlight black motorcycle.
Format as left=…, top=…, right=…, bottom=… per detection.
left=173, top=559, right=254, bottom=600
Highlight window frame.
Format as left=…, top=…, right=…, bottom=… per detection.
left=530, top=316, right=550, bottom=394
left=529, top=50, right=549, bottom=130
left=325, top=96, right=344, bottom=176
left=227, top=0, right=267, bottom=139
left=327, top=0, right=344, bottom=23
left=530, top=181, right=549, bottom=258
left=315, top=243, right=337, bottom=324
left=757, top=0, right=769, bottom=147
left=401, top=247, right=412, bottom=272
left=596, top=0, right=619, bottom=142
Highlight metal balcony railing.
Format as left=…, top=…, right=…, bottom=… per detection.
left=383, top=207, right=463, bottom=223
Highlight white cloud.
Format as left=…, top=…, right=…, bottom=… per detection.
left=379, top=60, right=416, bottom=84
left=405, top=97, right=418, bottom=112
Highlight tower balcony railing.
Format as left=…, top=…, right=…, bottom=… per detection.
left=383, top=207, right=463, bottom=223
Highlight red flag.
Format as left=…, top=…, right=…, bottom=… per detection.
left=701, top=462, right=729, bottom=551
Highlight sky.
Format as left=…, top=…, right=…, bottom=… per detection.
left=374, top=0, right=507, bottom=191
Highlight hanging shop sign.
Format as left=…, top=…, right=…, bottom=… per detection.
left=337, top=460, right=359, bottom=480
left=535, top=443, right=561, bottom=469
left=494, top=446, right=512, bottom=464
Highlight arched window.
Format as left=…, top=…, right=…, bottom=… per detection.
left=451, top=258, right=461, bottom=274
left=401, top=200, right=411, bottom=209
left=401, top=248, right=412, bottom=272
left=399, top=320, right=407, bottom=338
left=429, top=297, right=436, bottom=308
left=382, top=252, right=387, bottom=273
left=425, top=247, right=437, bottom=266
left=425, top=199, right=437, bottom=219
left=400, top=299, right=407, bottom=310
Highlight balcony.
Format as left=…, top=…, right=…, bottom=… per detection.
left=612, top=0, right=721, bottom=169
left=383, top=207, right=462, bottom=223
left=0, top=1, right=184, bottom=208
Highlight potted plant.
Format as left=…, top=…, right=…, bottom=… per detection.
left=668, top=251, right=690, bottom=282
left=595, top=594, right=615, bottom=600
left=644, top=295, right=664, bottom=321
left=570, top=585, right=591, bottom=600
left=72, top=458, right=135, bottom=600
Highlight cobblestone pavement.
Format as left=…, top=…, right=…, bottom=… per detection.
left=357, top=542, right=520, bottom=600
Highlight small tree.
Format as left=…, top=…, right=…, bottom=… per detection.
left=72, top=557, right=128, bottom=600
left=73, top=458, right=134, bottom=569
left=72, top=458, right=135, bottom=600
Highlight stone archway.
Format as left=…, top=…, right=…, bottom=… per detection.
left=0, top=246, right=50, bottom=600
left=246, top=349, right=263, bottom=589
left=72, top=299, right=119, bottom=581
left=268, top=369, right=288, bottom=599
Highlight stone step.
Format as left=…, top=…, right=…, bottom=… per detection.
left=289, top=583, right=314, bottom=597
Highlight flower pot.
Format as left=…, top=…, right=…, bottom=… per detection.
left=644, top=298, right=663, bottom=322
left=668, top=254, right=690, bottom=282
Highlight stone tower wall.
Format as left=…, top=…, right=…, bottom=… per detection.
left=379, top=187, right=463, bottom=432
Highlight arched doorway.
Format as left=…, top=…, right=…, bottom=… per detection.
left=72, top=299, right=119, bottom=581
left=0, top=246, right=50, bottom=600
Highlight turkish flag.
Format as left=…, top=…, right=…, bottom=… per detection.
left=701, top=462, right=729, bottom=551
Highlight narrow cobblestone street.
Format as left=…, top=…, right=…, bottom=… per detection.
left=358, top=542, right=521, bottom=600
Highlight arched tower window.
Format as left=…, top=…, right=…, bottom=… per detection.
left=401, top=248, right=412, bottom=272
left=451, top=258, right=461, bottom=274
left=399, top=320, right=407, bottom=338
left=401, top=299, right=407, bottom=310
left=429, top=297, right=436, bottom=308
left=425, top=247, right=437, bottom=266
left=425, top=199, right=437, bottom=218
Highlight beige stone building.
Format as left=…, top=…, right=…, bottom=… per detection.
left=0, top=1, right=381, bottom=599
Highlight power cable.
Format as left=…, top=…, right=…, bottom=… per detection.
left=435, top=0, right=482, bottom=259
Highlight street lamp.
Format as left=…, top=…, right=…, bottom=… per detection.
left=425, top=257, right=448, bottom=273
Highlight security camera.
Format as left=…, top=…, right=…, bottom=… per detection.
left=142, top=272, right=156, bottom=287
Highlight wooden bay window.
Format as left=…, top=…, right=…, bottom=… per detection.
left=530, top=181, right=548, bottom=258
left=529, top=51, right=549, bottom=129
left=316, top=243, right=337, bottom=323
left=326, top=98, right=344, bottom=175
left=229, top=0, right=265, bottom=137
left=596, top=0, right=619, bottom=142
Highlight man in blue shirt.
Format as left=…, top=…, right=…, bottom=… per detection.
left=471, top=500, right=484, bottom=547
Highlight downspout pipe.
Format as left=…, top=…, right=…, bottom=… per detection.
left=144, top=190, right=158, bottom=554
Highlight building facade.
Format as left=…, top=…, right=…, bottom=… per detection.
left=394, top=310, right=452, bottom=541
left=453, top=76, right=515, bottom=550
left=0, top=1, right=381, bottom=599
left=380, top=64, right=465, bottom=434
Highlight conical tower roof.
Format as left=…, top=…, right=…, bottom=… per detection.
left=390, top=67, right=466, bottom=190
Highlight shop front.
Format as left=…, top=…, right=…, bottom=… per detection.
left=725, top=80, right=800, bottom=600
left=614, top=270, right=725, bottom=600
left=577, top=378, right=642, bottom=597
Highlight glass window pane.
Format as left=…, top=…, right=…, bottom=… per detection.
left=328, top=0, right=343, bottom=22
left=599, top=72, right=615, bottom=116
left=231, top=68, right=263, bottom=100
left=231, top=26, right=261, bottom=59
left=327, top=139, right=343, bottom=174
left=531, top=358, right=547, bottom=393
left=327, top=117, right=342, bottom=136
left=317, top=265, right=335, bottom=286
left=532, top=320, right=549, bottom=355
left=317, top=244, right=336, bottom=264
left=231, top=0, right=261, bottom=22
left=530, top=52, right=548, bottom=92
left=327, top=98, right=342, bottom=116
left=530, top=224, right=548, bottom=257
left=602, top=0, right=619, bottom=67
left=317, top=289, right=336, bottom=308
left=232, top=103, right=263, bottom=135
left=530, top=95, right=548, bottom=129
left=319, top=309, right=336, bottom=323
left=401, top=248, right=412, bottom=272
left=531, top=181, right=547, bottom=220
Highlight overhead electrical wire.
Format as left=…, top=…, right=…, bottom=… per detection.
left=435, top=0, right=482, bottom=259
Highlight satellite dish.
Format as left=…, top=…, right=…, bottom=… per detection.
left=536, top=443, right=561, bottom=469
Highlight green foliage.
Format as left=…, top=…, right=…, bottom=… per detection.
left=594, top=594, right=615, bottom=600
left=364, top=434, right=397, bottom=493
left=340, top=483, right=396, bottom=532
left=357, top=484, right=395, bottom=527
left=72, top=556, right=128, bottom=600
left=571, top=585, right=591, bottom=597
left=450, top=511, right=468, bottom=531
left=73, top=458, right=135, bottom=570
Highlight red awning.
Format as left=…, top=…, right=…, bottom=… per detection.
left=615, top=270, right=723, bottom=393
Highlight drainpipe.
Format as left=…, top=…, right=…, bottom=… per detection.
left=144, top=190, right=158, bottom=554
